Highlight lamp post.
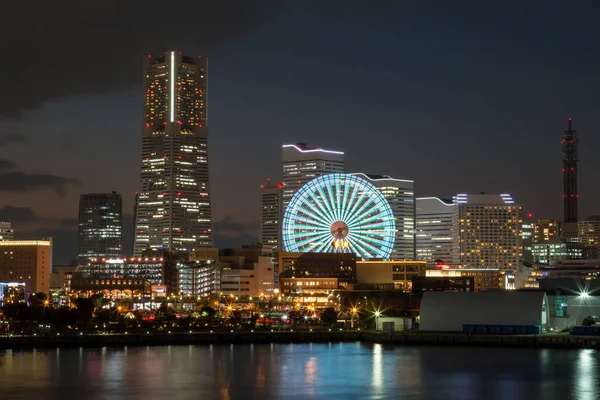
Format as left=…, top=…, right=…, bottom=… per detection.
left=374, top=311, right=381, bottom=331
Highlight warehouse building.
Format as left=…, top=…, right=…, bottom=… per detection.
left=420, top=291, right=548, bottom=332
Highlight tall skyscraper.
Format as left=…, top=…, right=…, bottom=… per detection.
left=452, top=193, right=523, bottom=270
left=77, top=192, right=123, bottom=264
left=281, top=143, right=344, bottom=211
left=562, top=118, right=578, bottom=223
left=353, top=173, right=416, bottom=260
left=415, top=197, right=456, bottom=266
left=260, top=180, right=282, bottom=252
left=134, top=51, right=212, bottom=256
left=0, top=222, right=14, bottom=241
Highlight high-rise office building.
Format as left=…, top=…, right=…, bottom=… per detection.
left=577, top=216, right=600, bottom=247
left=0, top=222, right=14, bottom=241
left=77, top=192, right=123, bottom=265
left=532, top=218, right=560, bottom=243
left=134, top=51, right=212, bottom=256
left=281, top=143, right=344, bottom=211
left=415, top=197, right=456, bottom=266
left=260, top=180, right=282, bottom=252
left=353, top=173, right=415, bottom=260
left=452, top=193, right=523, bottom=270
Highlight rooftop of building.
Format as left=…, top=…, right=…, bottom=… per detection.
left=0, top=240, right=51, bottom=246
left=351, top=172, right=414, bottom=183
left=453, top=193, right=517, bottom=205
left=282, top=143, right=344, bottom=155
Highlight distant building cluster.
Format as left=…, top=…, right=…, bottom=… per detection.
left=3, top=50, right=600, bottom=337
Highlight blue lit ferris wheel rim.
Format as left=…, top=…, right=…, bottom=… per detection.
left=282, top=173, right=396, bottom=260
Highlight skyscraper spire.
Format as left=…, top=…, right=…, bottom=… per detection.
left=562, top=117, right=578, bottom=223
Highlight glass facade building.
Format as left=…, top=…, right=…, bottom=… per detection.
left=0, top=222, right=14, bottom=241
left=415, top=197, right=456, bottom=266
left=134, top=51, right=212, bottom=256
left=260, top=182, right=282, bottom=252
left=77, top=192, right=123, bottom=265
left=281, top=143, right=344, bottom=212
left=354, top=174, right=416, bottom=260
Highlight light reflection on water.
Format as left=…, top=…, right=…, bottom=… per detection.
left=0, top=344, right=598, bottom=400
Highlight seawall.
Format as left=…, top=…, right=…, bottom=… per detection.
left=1, top=331, right=600, bottom=350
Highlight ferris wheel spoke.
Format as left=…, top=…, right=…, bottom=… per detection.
left=293, top=212, right=331, bottom=229
left=294, top=230, right=332, bottom=249
left=348, top=233, right=384, bottom=259
left=304, top=190, right=336, bottom=225
left=315, top=183, right=336, bottom=222
left=341, top=185, right=369, bottom=223
left=313, top=235, right=334, bottom=253
left=347, top=236, right=375, bottom=260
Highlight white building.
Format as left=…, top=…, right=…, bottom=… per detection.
left=352, top=173, right=415, bottom=260
left=415, top=197, right=456, bottom=266
left=0, top=222, right=14, bottom=241
left=453, top=193, right=523, bottom=270
left=260, top=182, right=282, bottom=252
left=220, top=256, right=275, bottom=297
left=281, top=143, right=344, bottom=211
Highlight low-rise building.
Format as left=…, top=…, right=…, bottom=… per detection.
left=0, top=240, right=52, bottom=296
left=355, top=260, right=426, bottom=292
left=425, top=267, right=504, bottom=291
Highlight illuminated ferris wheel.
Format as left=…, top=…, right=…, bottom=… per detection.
left=282, top=173, right=396, bottom=260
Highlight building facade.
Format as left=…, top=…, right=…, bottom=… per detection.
left=281, top=143, right=344, bottom=211
left=0, top=240, right=52, bottom=295
left=355, top=260, right=426, bottom=292
left=260, top=181, right=282, bottom=252
left=425, top=267, right=505, bottom=291
left=77, top=192, right=123, bottom=265
left=278, top=252, right=356, bottom=282
left=353, top=173, right=415, bottom=260
left=176, top=260, right=220, bottom=297
left=577, top=217, right=600, bottom=246
left=0, top=222, right=14, bottom=241
left=532, top=219, right=560, bottom=243
left=453, top=193, right=523, bottom=270
left=531, top=241, right=585, bottom=264
left=134, top=51, right=212, bottom=256
left=415, top=197, right=456, bottom=266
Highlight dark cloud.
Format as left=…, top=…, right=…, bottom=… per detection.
left=21, top=228, right=78, bottom=265
left=0, top=171, right=81, bottom=196
left=213, top=217, right=260, bottom=238
left=214, top=233, right=259, bottom=249
left=0, top=132, right=29, bottom=146
left=60, top=218, right=79, bottom=228
left=0, top=159, right=17, bottom=171
left=1, top=0, right=283, bottom=117
left=0, top=206, right=40, bottom=225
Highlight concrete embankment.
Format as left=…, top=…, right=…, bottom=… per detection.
left=1, top=331, right=600, bottom=349
left=0, top=331, right=360, bottom=349
left=360, top=331, right=600, bottom=349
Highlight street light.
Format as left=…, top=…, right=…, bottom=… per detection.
left=374, top=311, right=381, bottom=331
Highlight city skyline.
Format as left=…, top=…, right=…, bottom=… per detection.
left=2, top=2, right=600, bottom=264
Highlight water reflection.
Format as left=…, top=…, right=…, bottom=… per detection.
left=575, top=349, right=597, bottom=400
left=0, top=345, right=599, bottom=399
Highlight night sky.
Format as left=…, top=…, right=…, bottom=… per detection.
left=2, top=1, right=600, bottom=264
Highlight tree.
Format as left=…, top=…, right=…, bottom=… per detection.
left=582, top=317, right=595, bottom=327
left=29, top=292, right=48, bottom=309
left=75, top=298, right=95, bottom=321
left=320, top=308, right=338, bottom=327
